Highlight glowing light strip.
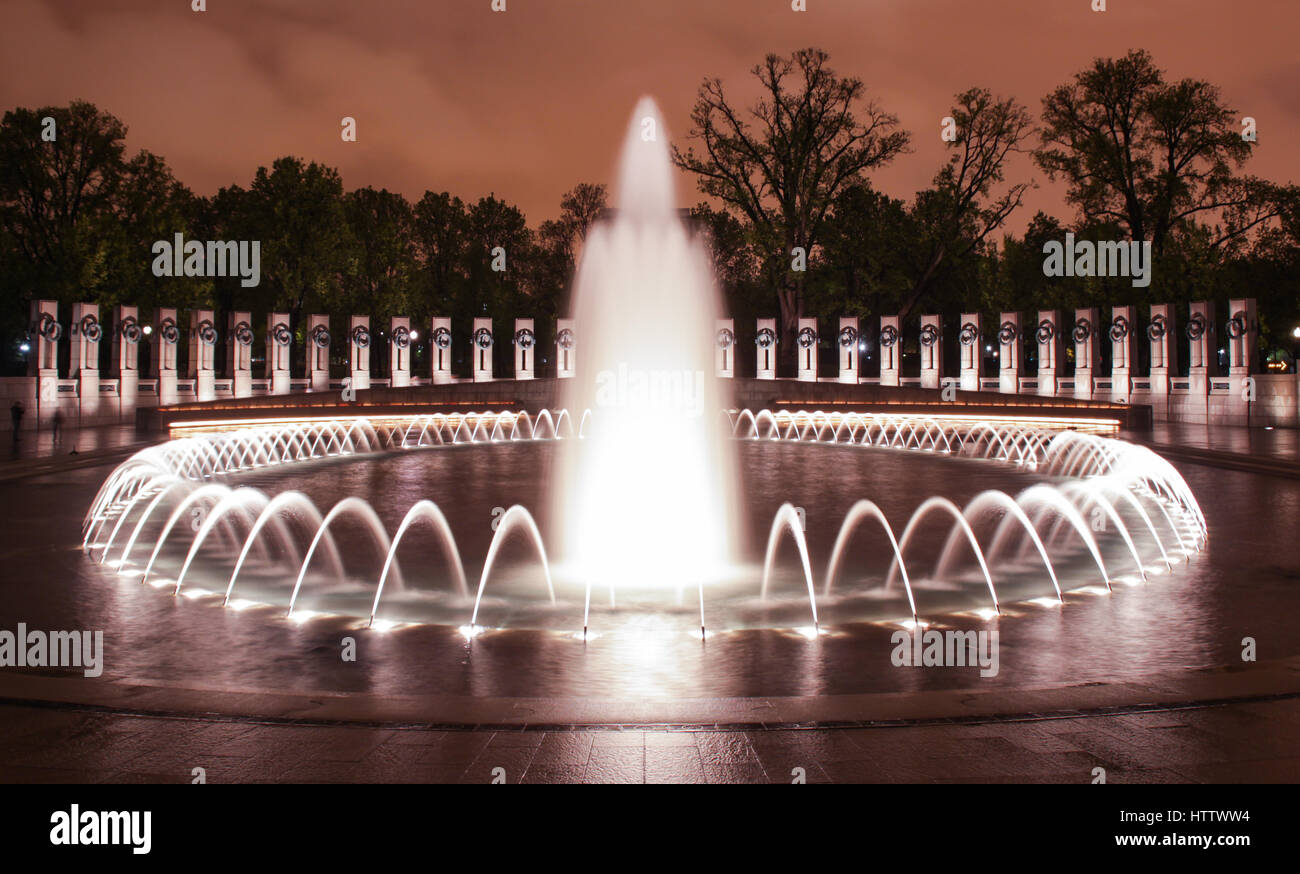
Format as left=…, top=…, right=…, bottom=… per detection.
left=168, top=412, right=514, bottom=436
left=766, top=410, right=1121, bottom=432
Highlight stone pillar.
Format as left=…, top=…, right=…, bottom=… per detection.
left=226, top=311, right=254, bottom=398
left=70, top=304, right=100, bottom=378
left=112, top=305, right=142, bottom=416
left=153, top=307, right=180, bottom=406
left=472, top=317, right=494, bottom=382
left=878, top=315, right=901, bottom=388
left=715, top=319, right=735, bottom=378
left=389, top=316, right=412, bottom=388
left=28, top=300, right=61, bottom=374
left=996, top=312, right=1021, bottom=394
left=1227, top=298, right=1258, bottom=419
left=918, top=314, right=942, bottom=390
left=1147, top=303, right=1176, bottom=401
left=265, top=313, right=292, bottom=395
left=1185, top=300, right=1214, bottom=420
left=1226, top=298, right=1258, bottom=375
left=511, top=318, right=535, bottom=381
left=1035, top=311, right=1062, bottom=397
left=431, top=317, right=454, bottom=384
left=957, top=314, right=981, bottom=392
left=70, top=303, right=102, bottom=417
left=188, top=309, right=218, bottom=401
left=796, top=317, right=818, bottom=382
left=755, top=318, right=777, bottom=380
left=29, top=300, right=61, bottom=426
left=556, top=319, right=576, bottom=379
left=1108, top=305, right=1135, bottom=403
left=306, top=315, right=331, bottom=392
left=1072, top=307, right=1100, bottom=400
left=28, top=300, right=60, bottom=377
left=837, top=317, right=859, bottom=384
left=348, top=315, right=371, bottom=392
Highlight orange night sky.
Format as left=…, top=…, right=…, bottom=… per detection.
left=3, top=0, right=1295, bottom=230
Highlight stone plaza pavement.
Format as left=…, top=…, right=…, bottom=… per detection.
left=2, top=696, right=1297, bottom=784
left=2, top=418, right=1297, bottom=785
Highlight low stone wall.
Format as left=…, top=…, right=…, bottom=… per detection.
left=11, top=367, right=1296, bottom=435
left=133, top=375, right=1147, bottom=434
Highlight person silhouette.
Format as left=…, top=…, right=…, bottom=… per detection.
left=52, top=407, right=64, bottom=445
left=10, top=400, right=24, bottom=443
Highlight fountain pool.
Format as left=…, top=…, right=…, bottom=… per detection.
left=82, top=410, right=1204, bottom=641
left=73, top=97, right=1207, bottom=698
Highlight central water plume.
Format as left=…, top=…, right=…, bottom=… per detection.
left=551, top=97, right=739, bottom=590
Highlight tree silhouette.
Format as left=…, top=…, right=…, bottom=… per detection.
left=673, top=48, right=910, bottom=356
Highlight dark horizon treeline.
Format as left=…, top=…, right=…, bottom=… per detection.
left=2, top=48, right=1299, bottom=377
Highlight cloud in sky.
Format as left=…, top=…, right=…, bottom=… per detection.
left=2, top=0, right=1294, bottom=228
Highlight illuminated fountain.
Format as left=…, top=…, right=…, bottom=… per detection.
left=82, top=410, right=1206, bottom=636
left=551, top=97, right=738, bottom=606
left=78, top=98, right=1207, bottom=641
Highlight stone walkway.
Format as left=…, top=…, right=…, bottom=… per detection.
left=3, top=697, right=1296, bottom=784
left=0, top=423, right=150, bottom=483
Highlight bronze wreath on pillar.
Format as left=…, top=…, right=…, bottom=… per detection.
left=35, top=313, right=62, bottom=342
left=159, top=317, right=180, bottom=345
left=1225, top=311, right=1248, bottom=340
left=1035, top=320, right=1055, bottom=346
left=196, top=319, right=218, bottom=346
left=77, top=314, right=102, bottom=343
left=118, top=315, right=142, bottom=345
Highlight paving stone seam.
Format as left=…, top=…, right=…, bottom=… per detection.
left=2, top=690, right=1297, bottom=734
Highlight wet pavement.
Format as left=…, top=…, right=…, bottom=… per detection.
left=2, top=696, right=1297, bottom=783
left=1, top=418, right=1298, bottom=782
